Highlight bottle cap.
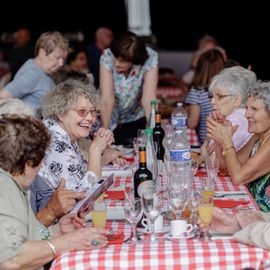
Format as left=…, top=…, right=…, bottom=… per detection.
left=177, top=102, right=183, bottom=107
left=145, top=128, right=153, bottom=134
left=151, top=100, right=157, bottom=105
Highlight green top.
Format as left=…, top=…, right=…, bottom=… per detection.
left=0, top=167, right=44, bottom=269
left=248, top=140, right=270, bottom=212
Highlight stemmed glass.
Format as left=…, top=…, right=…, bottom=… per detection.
left=168, top=188, right=188, bottom=220
left=188, top=189, right=201, bottom=224
left=142, top=186, right=162, bottom=242
left=191, top=158, right=199, bottom=176
left=123, top=198, right=143, bottom=245
left=124, top=181, right=134, bottom=203
left=198, top=192, right=214, bottom=241
left=205, top=152, right=219, bottom=182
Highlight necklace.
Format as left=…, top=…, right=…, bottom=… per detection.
left=259, top=133, right=270, bottom=147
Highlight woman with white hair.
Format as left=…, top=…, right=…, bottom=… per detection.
left=0, top=98, right=35, bottom=115
left=207, top=66, right=256, bottom=173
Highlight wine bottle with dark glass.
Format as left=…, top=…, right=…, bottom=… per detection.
left=133, top=146, right=153, bottom=198
left=153, top=109, right=165, bottom=162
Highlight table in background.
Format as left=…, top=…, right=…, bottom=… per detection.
left=50, top=175, right=270, bottom=270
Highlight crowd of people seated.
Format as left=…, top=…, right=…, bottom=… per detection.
left=1, top=27, right=270, bottom=270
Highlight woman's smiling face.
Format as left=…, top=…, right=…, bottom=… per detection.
left=245, top=96, right=270, bottom=135
left=58, top=95, right=97, bottom=142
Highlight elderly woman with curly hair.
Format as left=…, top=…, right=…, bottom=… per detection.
left=207, top=81, right=270, bottom=212
left=31, top=79, right=115, bottom=214
left=0, top=115, right=108, bottom=269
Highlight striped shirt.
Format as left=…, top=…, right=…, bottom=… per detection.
left=185, top=88, right=212, bottom=144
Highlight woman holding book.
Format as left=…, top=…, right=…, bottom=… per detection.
left=0, top=115, right=107, bottom=270
left=31, top=79, right=114, bottom=214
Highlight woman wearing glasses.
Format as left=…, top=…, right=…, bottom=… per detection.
left=207, top=81, right=270, bottom=212
left=207, top=66, right=256, bottom=173
left=31, top=79, right=115, bottom=213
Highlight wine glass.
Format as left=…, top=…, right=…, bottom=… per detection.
left=205, top=152, right=219, bottom=182
left=124, top=181, right=134, bottom=203
left=168, top=188, right=188, bottom=220
left=198, top=192, right=214, bottom=241
left=123, top=198, right=143, bottom=245
left=188, top=189, right=201, bottom=224
left=191, top=158, right=199, bottom=176
left=142, top=186, right=162, bottom=242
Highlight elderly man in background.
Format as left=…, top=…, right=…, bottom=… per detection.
left=87, top=27, right=113, bottom=88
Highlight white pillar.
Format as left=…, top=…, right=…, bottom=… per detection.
left=126, top=0, right=152, bottom=36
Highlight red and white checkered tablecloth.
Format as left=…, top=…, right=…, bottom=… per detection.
left=188, top=128, right=200, bottom=148
left=157, top=86, right=184, bottom=99
left=50, top=175, right=270, bottom=270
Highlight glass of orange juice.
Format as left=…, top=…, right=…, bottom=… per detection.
left=198, top=195, right=213, bottom=241
left=91, top=202, right=107, bottom=229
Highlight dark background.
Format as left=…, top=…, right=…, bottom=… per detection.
left=1, top=0, right=269, bottom=79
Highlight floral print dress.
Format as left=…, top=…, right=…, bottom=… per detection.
left=100, top=47, right=158, bottom=130
left=247, top=140, right=270, bottom=212
left=31, top=119, right=97, bottom=212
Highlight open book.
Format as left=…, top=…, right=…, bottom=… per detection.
left=71, top=173, right=114, bottom=215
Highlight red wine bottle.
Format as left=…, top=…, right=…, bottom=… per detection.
left=133, top=146, right=153, bottom=198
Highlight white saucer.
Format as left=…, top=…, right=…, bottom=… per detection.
left=165, top=231, right=195, bottom=240
left=138, top=227, right=169, bottom=234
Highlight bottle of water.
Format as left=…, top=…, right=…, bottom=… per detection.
left=169, top=129, right=191, bottom=170
left=147, top=100, right=157, bottom=129
left=171, top=102, right=187, bottom=132
left=145, top=128, right=158, bottom=187
left=169, top=129, right=192, bottom=190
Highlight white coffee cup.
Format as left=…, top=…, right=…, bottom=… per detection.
left=170, top=220, right=193, bottom=236
left=141, top=215, right=163, bottom=232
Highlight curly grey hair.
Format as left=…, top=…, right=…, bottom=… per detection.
left=209, top=66, right=256, bottom=107
left=41, top=79, right=97, bottom=120
left=0, top=98, right=36, bottom=116
left=246, top=81, right=270, bottom=114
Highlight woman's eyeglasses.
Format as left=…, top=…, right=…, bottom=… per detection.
left=71, top=108, right=99, bottom=118
left=208, top=93, right=233, bottom=101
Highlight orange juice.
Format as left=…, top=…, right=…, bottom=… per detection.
left=91, top=210, right=107, bottom=228
left=198, top=203, right=213, bottom=225
left=202, top=190, right=214, bottom=202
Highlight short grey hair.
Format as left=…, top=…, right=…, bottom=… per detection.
left=247, top=81, right=270, bottom=115
left=0, top=98, right=36, bottom=116
left=41, top=79, right=96, bottom=120
left=209, top=66, right=256, bottom=107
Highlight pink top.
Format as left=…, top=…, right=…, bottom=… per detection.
left=227, top=108, right=252, bottom=151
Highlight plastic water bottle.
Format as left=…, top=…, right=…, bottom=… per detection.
left=169, top=129, right=192, bottom=190
left=171, top=102, right=187, bottom=132
left=145, top=128, right=158, bottom=186
left=147, top=100, right=157, bottom=129
left=169, top=129, right=191, bottom=169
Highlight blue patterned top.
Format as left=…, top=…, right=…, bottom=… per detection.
left=100, top=47, right=158, bottom=130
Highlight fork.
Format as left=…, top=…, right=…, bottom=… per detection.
left=215, top=192, right=246, bottom=198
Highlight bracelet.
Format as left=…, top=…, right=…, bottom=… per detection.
left=44, top=240, right=56, bottom=257
left=222, top=145, right=235, bottom=156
